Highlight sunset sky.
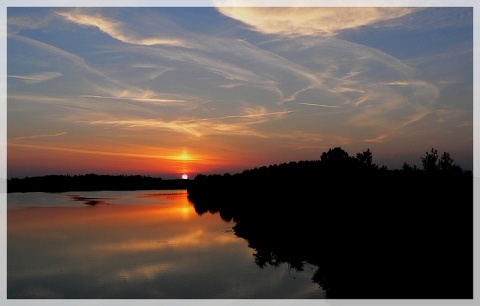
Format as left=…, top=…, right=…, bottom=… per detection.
left=5, top=2, right=474, bottom=179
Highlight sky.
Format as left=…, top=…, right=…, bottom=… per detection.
left=4, top=2, right=474, bottom=179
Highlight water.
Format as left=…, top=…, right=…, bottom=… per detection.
left=7, top=190, right=325, bottom=299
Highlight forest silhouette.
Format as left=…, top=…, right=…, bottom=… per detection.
left=7, top=147, right=473, bottom=298
left=7, top=173, right=190, bottom=193
left=187, top=147, right=473, bottom=298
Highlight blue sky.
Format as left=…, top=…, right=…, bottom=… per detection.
left=3, top=2, right=475, bottom=178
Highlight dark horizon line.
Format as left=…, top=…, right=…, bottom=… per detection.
left=7, top=161, right=472, bottom=182
left=7, top=162, right=473, bottom=178
left=6, top=172, right=189, bottom=181
left=7, top=146, right=473, bottom=180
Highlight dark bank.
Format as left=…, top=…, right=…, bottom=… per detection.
left=187, top=147, right=473, bottom=299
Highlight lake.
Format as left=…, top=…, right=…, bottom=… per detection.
left=7, top=190, right=326, bottom=299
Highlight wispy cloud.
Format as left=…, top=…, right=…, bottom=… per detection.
left=298, top=103, right=340, bottom=108
left=79, top=94, right=186, bottom=105
left=7, top=11, right=55, bottom=34
left=86, top=107, right=292, bottom=138
left=365, top=134, right=389, bottom=143
left=9, top=25, right=438, bottom=149
left=11, top=132, right=67, bottom=141
left=179, top=107, right=292, bottom=123
left=363, top=109, right=432, bottom=143
left=9, top=34, right=123, bottom=88
left=379, top=81, right=431, bottom=87
left=216, top=7, right=416, bottom=37
left=8, top=72, right=63, bottom=84
left=55, top=9, right=191, bottom=47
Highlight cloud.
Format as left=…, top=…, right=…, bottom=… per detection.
left=216, top=7, right=416, bottom=37
left=9, top=34, right=120, bottom=86
left=80, top=93, right=186, bottom=105
left=12, top=132, right=67, bottom=141
left=8, top=34, right=196, bottom=113
left=55, top=9, right=191, bottom=47
left=8, top=7, right=457, bottom=165
left=361, top=108, right=432, bottom=143
left=86, top=107, right=292, bottom=138
left=7, top=11, right=56, bottom=34
left=298, top=103, right=340, bottom=108
left=185, top=106, right=292, bottom=123
left=8, top=72, right=63, bottom=84
left=9, top=19, right=440, bottom=149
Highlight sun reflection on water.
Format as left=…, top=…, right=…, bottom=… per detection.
left=7, top=190, right=325, bottom=298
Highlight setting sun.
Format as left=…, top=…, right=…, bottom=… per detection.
left=182, top=174, right=188, bottom=179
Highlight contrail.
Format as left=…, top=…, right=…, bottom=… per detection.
left=299, top=103, right=340, bottom=108
left=11, top=132, right=67, bottom=140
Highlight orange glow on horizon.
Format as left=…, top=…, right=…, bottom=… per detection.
left=7, top=141, right=245, bottom=177
left=173, top=150, right=195, bottom=162
left=8, top=142, right=204, bottom=163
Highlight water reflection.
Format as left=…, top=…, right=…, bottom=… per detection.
left=8, top=190, right=325, bottom=298
left=188, top=181, right=474, bottom=299
left=69, top=195, right=111, bottom=205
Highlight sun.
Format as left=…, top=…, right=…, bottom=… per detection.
left=181, top=174, right=188, bottom=180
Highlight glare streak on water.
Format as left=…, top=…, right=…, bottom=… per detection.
left=7, top=190, right=326, bottom=299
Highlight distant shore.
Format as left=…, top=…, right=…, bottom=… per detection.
left=7, top=173, right=191, bottom=193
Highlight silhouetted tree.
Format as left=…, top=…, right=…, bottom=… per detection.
left=356, top=148, right=372, bottom=165
left=321, top=147, right=350, bottom=162
left=437, top=151, right=463, bottom=172
left=421, top=148, right=439, bottom=172
left=356, top=148, right=378, bottom=169
left=438, top=152, right=454, bottom=171
left=420, top=148, right=464, bottom=173
left=402, top=162, right=416, bottom=171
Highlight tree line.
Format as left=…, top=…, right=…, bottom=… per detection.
left=188, top=146, right=470, bottom=208
left=186, top=147, right=473, bottom=298
left=7, top=173, right=191, bottom=193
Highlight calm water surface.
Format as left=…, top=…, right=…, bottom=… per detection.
left=8, top=190, right=325, bottom=298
